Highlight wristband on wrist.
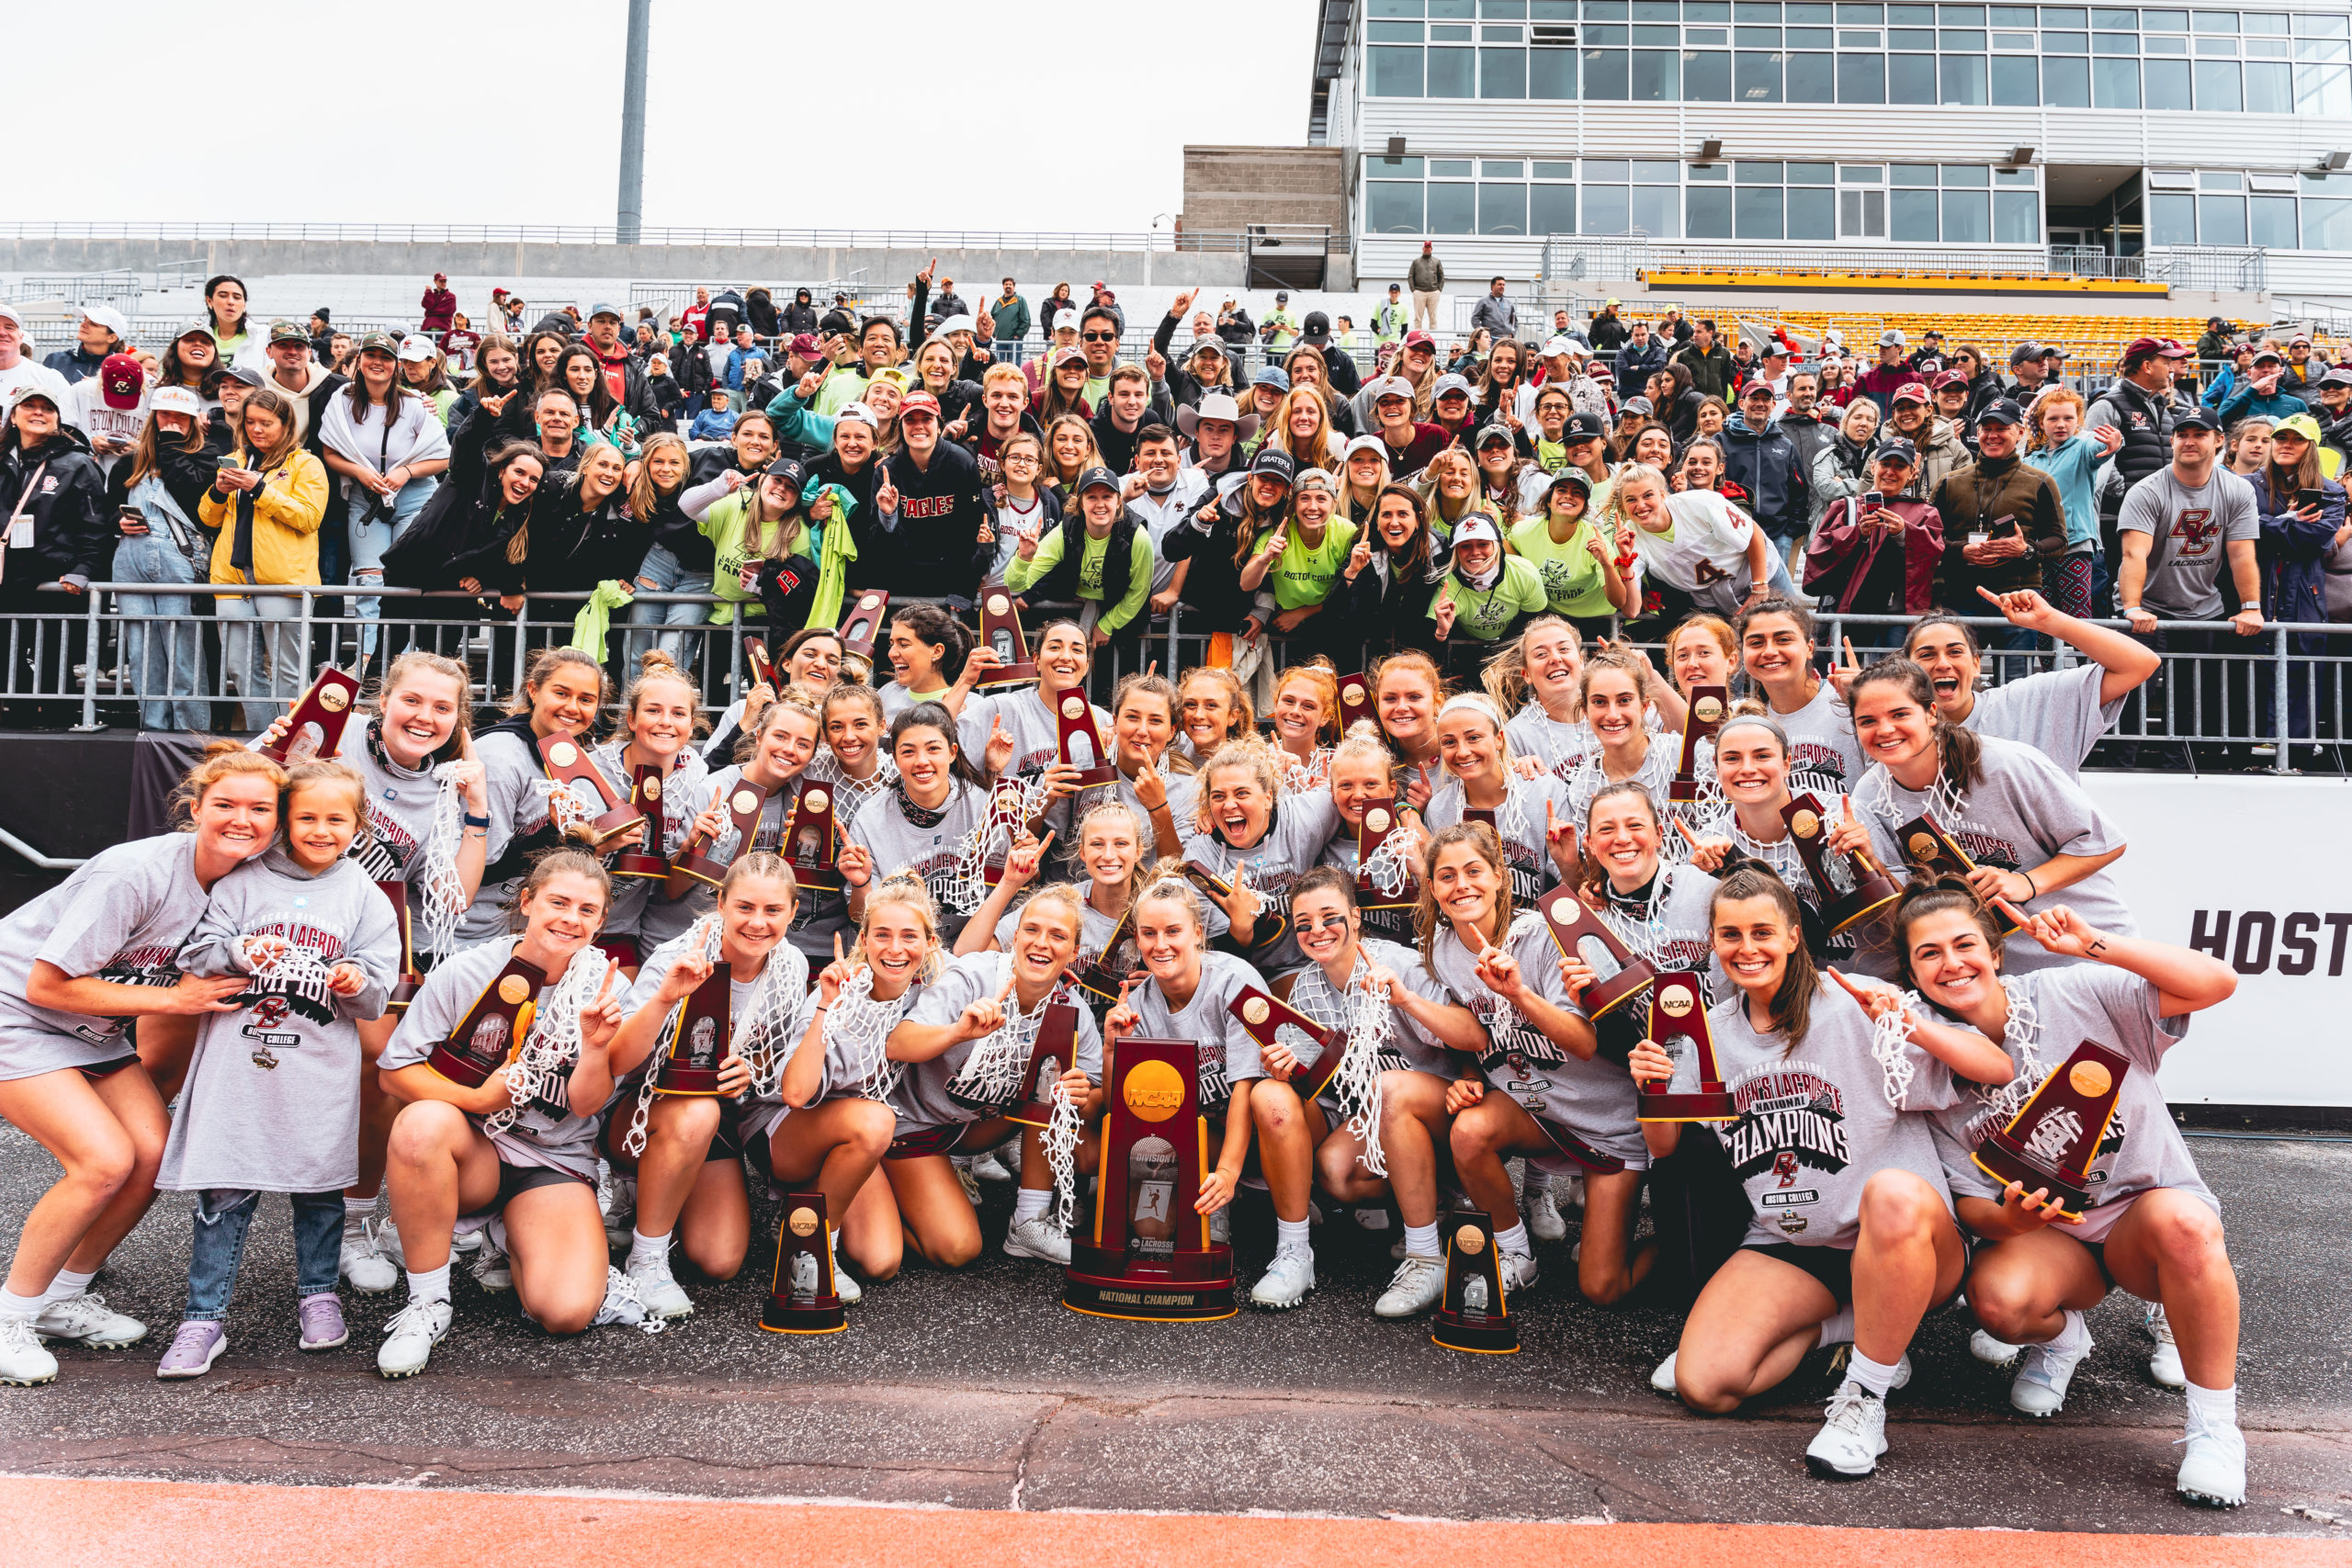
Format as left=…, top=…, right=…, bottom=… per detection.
left=463, top=811, right=491, bottom=829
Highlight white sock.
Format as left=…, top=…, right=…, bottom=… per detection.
left=1012, top=1187, right=1050, bottom=1225
left=404, top=1264, right=451, bottom=1306
left=1494, top=1221, right=1531, bottom=1258
left=2185, top=1380, right=2238, bottom=1428
left=1403, top=1223, right=1442, bottom=1258
left=2047, top=1306, right=2092, bottom=1357
left=1816, top=1306, right=1856, bottom=1348
left=344, top=1195, right=377, bottom=1224
left=1274, top=1216, right=1312, bottom=1253
left=1524, top=1168, right=1551, bottom=1197
left=1847, top=1348, right=1904, bottom=1399
left=0, top=1287, right=41, bottom=1321
left=42, top=1267, right=96, bottom=1305
left=628, top=1228, right=672, bottom=1275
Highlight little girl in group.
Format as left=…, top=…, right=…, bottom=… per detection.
left=152, top=762, right=401, bottom=1378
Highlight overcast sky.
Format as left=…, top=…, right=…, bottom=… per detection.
left=21, top=0, right=1317, bottom=232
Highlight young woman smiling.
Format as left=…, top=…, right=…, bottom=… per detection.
left=1182, top=740, right=1342, bottom=975
left=1328, top=483, right=1446, bottom=659
left=1313, top=734, right=1424, bottom=949
left=1631, top=869, right=2013, bottom=1481
left=1374, top=649, right=1446, bottom=806
left=1562, top=652, right=1683, bottom=837
left=1487, top=616, right=1591, bottom=781
left=1897, top=593, right=2159, bottom=779
left=1103, top=671, right=1193, bottom=861
left=1419, top=693, right=1575, bottom=909
left=674, top=690, right=852, bottom=976
left=461, top=649, right=619, bottom=942
left=1665, top=613, right=1739, bottom=704
left=806, top=682, right=899, bottom=827
left=845, top=704, right=997, bottom=947
left=590, top=653, right=710, bottom=963
left=1736, top=597, right=1864, bottom=802
left=1883, top=881, right=2246, bottom=1507
left=1267, top=662, right=1341, bottom=797
left=1175, top=666, right=1252, bottom=769
left=880, top=602, right=979, bottom=723
left=1684, top=714, right=1849, bottom=963
left=961, top=618, right=1112, bottom=861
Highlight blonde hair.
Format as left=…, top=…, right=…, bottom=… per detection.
left=1480, top=615, right=1580, bottom=715
left=1272, top=660, right=1341, bottom=747
left=1193, top=738, right=1283, bottom=836
left=1133, top=860, right=1210, bottom=940
left=628, top=432, right=691, bottom=521
left=719, top=848, right=799, bottom=903
left=735, top=685, right=824, bottom=766
left=284, top=760, right=368, bottom=825
left=175, top=740, right=287, bottom=827
left=625, top=649, right=707, bottom=739
left=510, top=847, right=612, bottom=930
left=1178, top=667, right=1253, bottom=754
left=853, top=874, right=947, bottom=984
left=374, top=649, right=474, bottom=751
left=1072, top=800, right=1152, bottom=905
left=1578, top=649, right=1650, bottom=710
left=1009, top=880, right=1088, bottom=946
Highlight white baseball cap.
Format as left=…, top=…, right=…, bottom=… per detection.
left=80, top=305, right=130, bottom=335
left=150, top=386, right=205, bottom=418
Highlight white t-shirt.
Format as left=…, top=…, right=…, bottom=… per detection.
left=1628, top=490, right=1756, bottom=611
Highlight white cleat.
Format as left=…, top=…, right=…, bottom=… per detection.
left=1249, top=1246, right=1317, bottom=1310
left=1374, top=1255, right=1446, bottom=1318
left=1805, top=1382, right=1890, bottom=1479
left=970, top=1150, right=1015, bottom=1184
left=1525, top=1183, right=1567, bottom=1242
left=1650, top=1350, right=1679, bottom=1396
left=1498, top=1249, right=1539, bottom=1298
left=1209, top=1206, right=1231, bottom=1246
left=831, top=1247, right=864, bottom=1306
left=2175, top=1412, right=2247, bottom=1507
left=34, top=1292, right=146, bottom=1349
left=2010, top=1336, right=2093, bottom=1418
left=0, top=1315, right=60, bottom=1385
left=471, top=1222, right=514, bottom=1292
left=376, top=1297, right=453, bottom=1379
left=1971, top=1329, right=2023, bottom=1368
left=2145, top=1303, right=2187, bottom=1391
left=626, top=1258, right=695, bottom=1321
left=340, top=1216, right=401, bottom=1295
left=1002, top=1215, right=1072, bottom=1265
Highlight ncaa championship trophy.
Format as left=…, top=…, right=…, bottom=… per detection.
left=1064, top=1037, right=1237, bottom=1321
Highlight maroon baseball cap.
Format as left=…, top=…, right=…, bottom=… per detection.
left=2124, top=335, right=2192, bottom=360
left=898, top=390, right=942, bottom=421
left=1403, top=330, right=1436, bottom=352
left=786, top=333, right=823, bottom=360
left=1891, top=381, right=1931, bottom=405
left=1931, top=369, right=1967, bottom=391
left=98, top=354, right=145, bottom=412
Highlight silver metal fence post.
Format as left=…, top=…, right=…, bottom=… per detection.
left=512, top=596, right=530, bottom=694
left=2275, top=624, right=2290, bottom=774
left=75, top=589, right=101, bottom=731
left=1165, top=604, right=1181, bottom=674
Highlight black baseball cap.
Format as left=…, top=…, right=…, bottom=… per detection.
left=1875, top=436, right=1920, bottom=468
left=1076, top=465, right=1121, bottom=493
left=2174, top=408, right=2222, bottom=433
left=1562, top=411, right=1608, bottom=443
left=763, top=457, right=808, bottom=490
left=1250, top=446, right=1297, bottom=483
left=1975, top=398, right=2026, bottom=427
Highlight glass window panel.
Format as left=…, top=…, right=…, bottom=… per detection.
left=2199, top=171, right=2239, bottom=190
left=2241, top=10, right=2284, bottom=31
left=2305, top=197, right=2352, bottom=250
left=2298, top=62, right=2352, bottom=112
left=2095, top=32, right=2139, bottom=51
left=2195, top=36, right=2236, bottom=53
left=1586, top=0, right=1629, bottom=12
left=1789, top=186, right=1838, bottom=237
left=1942, top=190, right=1991, bottom=240
left=1369, top=44, right=1427, bottom=93
left=1631, top=45, right=1682, bottom=91
left=1890, top=27, right=1937, bottom=43
left=1588, top=159, right=1632, bottom=179
left=1989, top=4, right=2035, bottom=21
left=1689, top=1, right=1736, bottom=18
left=1484, top=23, right=1527, bottom=38
left=1736, top=186, right=1786, bottom=237
left=1892, top=163, right=1939, bottom=184
left=1634, top=160, right=1682, bottom=180
left=1634, top=23, right=1681, bottom=38
left=1629, top=185, right=1681, bottom=235
left=2300, top=38, right=2352, bottom=62
left=1994, top=189, right=2040, bottom=241
left=1996, top=165, right=2037, bottom=184
left=1532, top=184, right=1578, bottom=233
left=1940, top=28, right=1986, bottom=43
left=1430, top=158, right=1476, bottom=173
left=1690, top=162, right=1731, bottom=178
left=1431, top=0, right=1476, bottom=13
left=1993, top=30, right=2036, bottom=46
left=1787, top=1, right=1834, bottom=16
left=1531, top=46, right=1578, bottom=93
left=1736, top=1, right=1783, bottom=16
left=1939, top=3, right=1984, bottom=16
left=1586, top=21, right=1630, bottom=36
left=1892, top=187, right=1940, bottom=238
left=1939, top=52, right=1988, bottom=97
left=1689, top=27, right=1733, bottom=41
left=2192, top=9, right=2234, bottom=30
left=2143, top=7, right=2187, bottom=27
left=1890, top=3, right=1936, bottom=18
left=1482, top=45, right=1530, bottom=92
left=1534, top=161, right=1577, bottom=178
left=2196, top=195, right=2245, bottom=243
left=1485, top=0, right=1529, bottom=13
left=1584, top=45, right=1632, bottom=92
left=1737, top=47, right=1788, bottom=93
left=2145, top=55, right=2192, bottom=101
left=1737, top=161, right=1784, bottom=180
left=1369, top=153, right=1425, bottom=175
left=1837, top=2, right=1884, bottom=16
left=2147, top=190, right=2195, bottom=243
left=1367, top=183, right=1427, bottom=232
left=1371, top=20, right=1424, bottom=39
left=1787, top=26, right=1834, bottom=42
left=1941, top=163, right=1989, bottom=184
left=1688, top=47, right=1736, bottom=93
left=1429, top=46, right=1476, bottom=92
left=2246, top=37, right=2288, bottom=56
left=2249, top=194, right=2295, bottom=247
left=1634, top=0, right=1680, bottom=16
left=1480, top=184, right=1530, bottom=233
left=2042, top=6, right=2087, bottom=21
left=2092, top=6, right=2135, bottom=23
left=2043, top=29, right=2089, bottom=46
left=1840, top=50, right=1888, bottom=95
left=2306, top=16, right=2351, bottom=37
left=1431, top=23, right=1476, bottom=36
left=1842, top=187, right=1886, bottom=234
left=1688, top=186, right=1736, bottom=236
left=1370, top=0, right=1427, bottom=13
left=1584, top=184, right=1633, bottom=233
left=2244, top=57, right=2289, bottom=107
left=1991, top=52, right=2040, bottom=98
left=1840, top=28, right=1883, bottom=41
left=1787, top=162, right=1834, bottom=184
left=1738, top=23, right=1782, bottom=39
left=1429, top=183, right=1478, bottom=232
left=2144, top=34, right=2187, bottom=50
left=1789, top=47, right=1838, bottom=92
left=1894, top=51, right=1939, bottom=96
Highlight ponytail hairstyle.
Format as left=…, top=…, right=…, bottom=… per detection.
left=1110, top=669, right=1179, bottom=740
left=505, top=645, right=609, bottom=718
left=852, top=874, right=947, bottom=983
left=1073, top=800, right=1153, bottom=906
left=1133, top=859, right=1211, bottom=942
left=887, top=701, right=990, bottom=793
left=1009, top=880, right=1088, bottom=949
left=1413, top=819, right=1514, bottom=965
left=890, top=602, right=973, bottom=689
left=1849, top=656, right=1984, bottom=791
left=509, top=846, right=613, bottom=930
left=175, top=739, right=288, bottom=828
left=1734, top=593, right=1817, bottom=652
left=735, top=684, right=824, bottom=768
left=1480, top=614, right=1580, bottom=716
left=1272, top=660, right=1341, bottom=747
left=373, top=649, right=474, bottom=758
left=718, top=847, right=800, bottom=906
left=1886, top=874, right=2007, bottom=995
left=1711, top=866, right=1819, bottom=1051
left=1577, top=648, right=1651, bottom=713
left=625, top=649, right=707, bottom=740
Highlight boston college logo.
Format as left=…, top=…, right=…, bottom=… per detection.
left=2169, top=508, right=2218, bottom=558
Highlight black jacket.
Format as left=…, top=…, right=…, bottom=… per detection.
left=0, top=426, right=109, bottom=583
left=521, top=473, right=649, bottom=593
left=387, top=410, right=535, bottom=592
left=784, top=296, right=819, bottom=335
left=1615, top=336, right=1668, bottom=392
left=2086, top=378, right=2183, bottom=529
left=744, top=289, right=781, bottom=338
left=866, top=440, right=991, bottom=602
left=1325, top=546, right=1446, bottom=658
left=1091, top=399, right=1176, bottom=475
left=1025, top=508, right=1144, bottom=618
left=1670, top=340, right=1736, bottom=400
left=1588, top=310, right=1630, bottom=352
left=1159, top=484, right=1267, bottom=629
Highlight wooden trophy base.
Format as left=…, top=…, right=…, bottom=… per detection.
left=976, top=662, right=1040, bottom=694
left=1069, top=764, right=1117, bottom=789
left=1585, top=961, right=1660, bottom=1020
left=425, top=1043, right=496, bottom=1089
left=1638, top=1088, right=1739, bottom=1123
left=1430, top=1309, right=1521, bottom=1355
left=387, top=975, right=422, bottom=1015
left=662, top=852, right=730, bottom=901
left=582, top=807, right=650, bottom=850
left=790, top=866, right=846, bottom=894
left=758, top=1292, right=847, bottom=1334
left=1973, top=1136, right=2092, bottom=1220
left=654, top=1066, right=726, bottom=1097
left=1668, top=777, right=1703, bottom=804
left=609, top=852, right=670, bottom=881
left=1827, top=874, right=1903, bottom=935
left=1064, top=1242, right=1238, bottom=1322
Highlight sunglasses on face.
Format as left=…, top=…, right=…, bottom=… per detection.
left=1082, top=332, right=1118, bottom=343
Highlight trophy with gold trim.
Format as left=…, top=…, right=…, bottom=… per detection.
left=759, top=1192, right=847, bottom=1334
left=976, top=581, right=1039, bottom=692
left=783, top=783, right=843, bottom=893
left=1430, top=1207, right=1518, bottom=1354
left=1063, top=1037, right=1237, bottom=1321
left=664, top=780, right=767, bottom=900
left=740, top=635, right=779, bottom=693
left=537, top=734, right=646, bottom=849
left=837, top=591, right=889, bottom=670
left=1008, top=999, right=1081, bottom=1130
left=1055, top=691, right=1115, bottom=787
left=650, top=965, right=731, bottom=1097
left=1336, top=671, right=1374, bottom=733
left=1671, top=684, right=1727, bottom=804
left=1973, top=1040, right=2131, bottom=1221
left=1637, top=970, right=1736, bottom=1122
left=1895, top=812, right=2022, bottom=938
left=425, top=955, right=545, bottom=1087
left=379, top=880, right=424, bottom=1014
left=1228, top=986, right=1344, bottom=1105
left=1533, top=884, right=1655, bottom=1018
left=264, top=665, right=363, bottom=763
left=610, top=764, right=672, bottom=881
left=1781, top=791, right=1900, bottom=934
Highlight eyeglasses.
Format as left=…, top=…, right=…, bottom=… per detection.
left=1082, top=331, right=1118, bottom=343
left=1003, top=452, right=1039, bottom=466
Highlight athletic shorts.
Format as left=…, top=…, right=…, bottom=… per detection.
left=599, top=1093, right=749, bottom=1166
left=79, top=1055, right=140, bottom=1080
left=497, top=1161, right=592, bottom=1207
left=885, top=1122, right=969, bottom=1161
left=1748, top=1241, right=1854, bottom=1301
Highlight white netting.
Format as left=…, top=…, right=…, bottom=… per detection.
left=1297, top=955, right=1397, bottom=1179
left=944, top=951, right=1054, bottom=1106
left=1594, top=872, right=1673, bottom=968
left=1043, top=1075, right=1083, bottom=1230
left=620, top=916, right=723, bottom=1158
left=485, top=946, right=608, bottom=1135
left=244, top=936, right=338, bottom=997
left=943, top=778, right=1052, bottom=915
left=817, top=964, right=907, bottom=1103
left=1361, top=817, right=1422, bottom=898
left=538, top=775, right=595, bottom=840
left=1867, top=984, right=1923, bottom=1110
left=1279, top=746, right=1333, bottom=799
left=1972, top=976, right=2046, bottom=1126
left=417, top=762, right=469, bottom=959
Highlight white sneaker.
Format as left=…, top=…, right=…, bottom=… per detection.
left=1498, top=1249, right=1539, bottom=1297
left=1250, top=1246, right=1316, bottom=1310
left=1209, top=1206, right=1231, bottom=1245
left=1828, top=1347, right=1915, bottom=1390
left=970, top=1150, right=1015, bottom=1184
left=2175, top=1410, right=2247, bottom=1507
left=450, top=1229, right=482, bottom=1256
left=471, top=1221, right=513, bottom=1292
left=831, top=1246, right=864, bottom=1306
left=2145, top=1303, right=2187, bottom=1391
left=1374, top=1255, right=1446, bottom=1318
left=340, top=1216, right=400, bottom=1295
left=1002, top=1214, right=1072, bottom=1265
left=1650, top=1350, right=1679, bottom=1396
left=2010, top=1334, right=2093, bottom=1418
left=0, top=1315, right=59, bottom=1385
left=626, top=1257, right=695, bottom=1320
left=1971, top=1329, right=2023, bottom=1368
left=377, top=1296, right=453, bottom=1379
left=33, top=1292, right=146, bottom=1348
left=954, top=1159, right=982, bottom=1203
left=1525, top=1183, right=1567, bottom=1242
left=1805, top=1381, right=1890, bottom=1479
left=1352, top=1207, right=1391, bottom=1233
left=592, top=1266, right=648, bottom=1326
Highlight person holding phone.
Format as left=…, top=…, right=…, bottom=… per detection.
left=1926, top=400, right=2064, bottom=671
left=2251, top=413, right=2347, bottom=765
left=1802, top=439, right=1944, bottom=628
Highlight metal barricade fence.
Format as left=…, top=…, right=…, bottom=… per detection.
left=6, top=589, right=2347, bottom=775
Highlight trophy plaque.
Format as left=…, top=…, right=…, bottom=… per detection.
left=976, top=581, right=1040, bottom=692
left=651, top=965, right=731, bottom=1097
left=1076, top=907, right=1135, bottom=1009
left=741, top=635, right=779, bottom=692
left=1430, top=1207, right=1519, bottom=1354
left=1533, top=885, right=1655, bottom=1019
left=783, top=784, right=843, bottom=893
left=264, top=665, right=363, bottom=763
left=1056, top=692, right=1115, bottom=787
left=664, top=779, right=768, bottom=900
left=836, top=591, right=889, bottom=663
left=537, top=734, right=646, bottom=849
left=1008, top=999, right=1082, bottom=1129
left=1781, top=792, right=1900, bottom=934
left=1637, top=970, right=1736, bottom=1122
left=424, top=954, right=546, bottom=1087
left=1895, top=812, right=2022, bottom=938
left=1336, top=671, right=1374, bottom=733
left=1671, top=684, right=1727, bottom=804
left=1973, top=1040, right=2131, bottom=1221
left=1064, top=1036, right=1238, bottom=1322
left=610, top=764, right=672, bottom=881
left=981, top=780, right=1033, bottom=889
left=1182, top=859, right=1234, bottom=901
left=379, top=879, right=424, bottom=1014
left=759, top=1191, right=847, bottom=1334
left=1228, top=986, right=1345, bottom=1105
left=1354, top=793, right=1418, bottom=923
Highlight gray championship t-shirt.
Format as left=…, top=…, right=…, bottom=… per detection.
left=846, top=780, right=995, bottom=946
left=2116, top=466, right=2260, bottom=621
left=1182, top=788, right=1343, bottom=974
left=893, top=953, right=1103, bottom=1130
left=1283, top=936, right=1464, bottom=1082
left=1963, top=660, right=2121, bottom=778
left=1122, top=949, right=1266, bottom=1116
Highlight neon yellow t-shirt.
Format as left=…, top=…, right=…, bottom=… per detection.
left=1507, top=515, right=1616, bottom=618
left=1248, top=520, right=1361, bottom=611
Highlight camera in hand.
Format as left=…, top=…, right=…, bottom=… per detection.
left=2299, top=488, right=2327, bottom=510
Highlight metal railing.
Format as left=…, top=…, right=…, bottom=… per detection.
left=0, top=221, right=1252, bottom=253
left=1537, top=235, right=2270, bottom=291
left=6, top=588, right=2347, bottom=776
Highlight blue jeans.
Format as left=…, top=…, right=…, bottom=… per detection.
left=216, top=591, right=304, bottom=730
left=186, top=1188, right=344, bottom=1320
left=111, top=533, right=210, bottom=731
left=992, top=339, right=1026, bottom=366
left=348, top=475, right=438, bottom=657
left=625, top=543, right=711, bottom=666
